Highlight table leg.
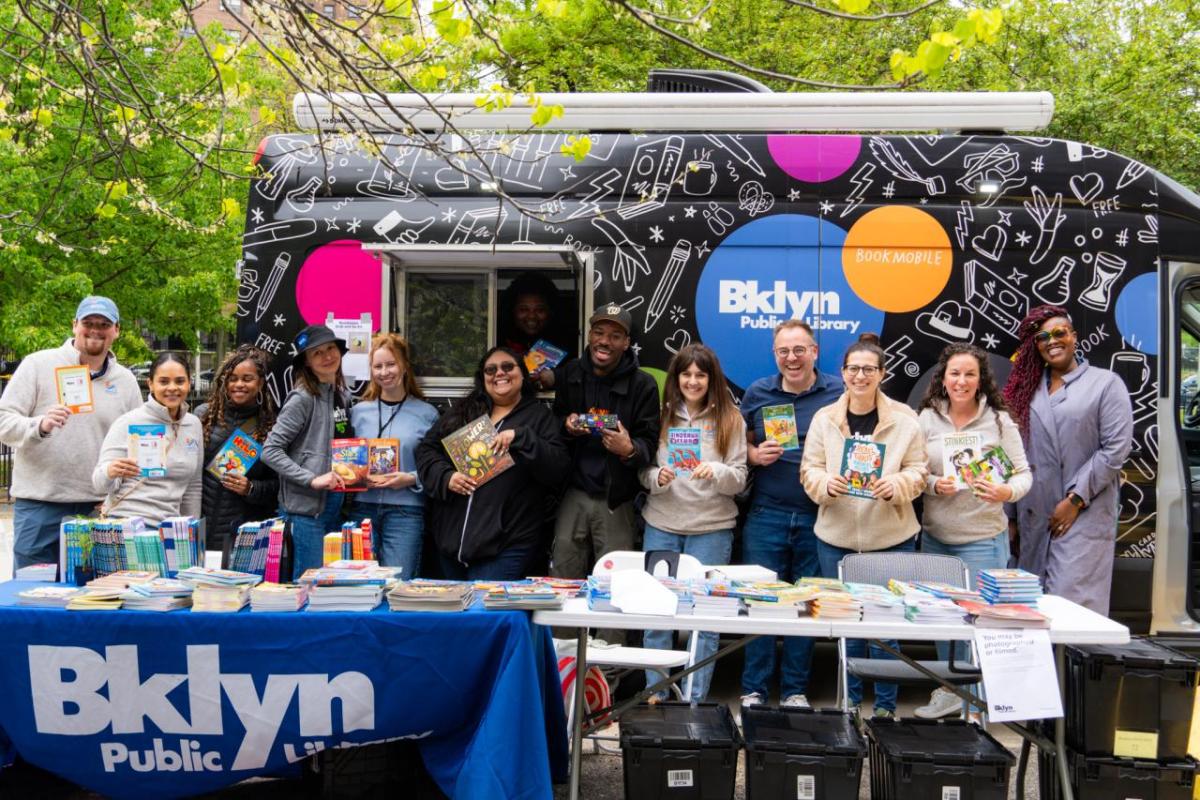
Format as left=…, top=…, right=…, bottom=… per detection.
left=1054, top=644, right=1074, bottom=800
left=569, top=627, right=588, bottom=800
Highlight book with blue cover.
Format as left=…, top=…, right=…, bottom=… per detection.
left=128, top=424, right=168, bottom=478
left=667, top=427, right=702, bottom=475
left=206, top=427, right=262, bottom=479
left=840, top=437, right=886, bottom=499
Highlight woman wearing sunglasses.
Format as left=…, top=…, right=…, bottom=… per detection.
left=1002, top=305, right=1133, bottom=615
left=416, top=347, right=569, bottom=580
left=800, top=333, right=927, bottom=719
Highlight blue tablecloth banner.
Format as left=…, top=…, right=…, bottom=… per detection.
left=0, top=581, right=567, bottom=799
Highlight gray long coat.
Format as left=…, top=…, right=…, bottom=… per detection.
left=1015, top=361, right=1133, bottom=615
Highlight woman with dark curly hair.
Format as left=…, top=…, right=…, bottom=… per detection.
left=415, top=347, right=568, bottom=580
left=196, top=346, right=280, bottom=555
left=1001, top=305, right=1133, bottom=615
left=913, top=342, right=1031, bottom=719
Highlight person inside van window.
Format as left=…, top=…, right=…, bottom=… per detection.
left=639, top=344, right=746, bottom=703
left=415, top=347, right=568, bottom=580
left=262, top=325, right=353, bottom=579
left=93, top=352, right=204, bottom=524
left=1002, top=305, right=1133, bottom=615
left=196, top=345, right=280, bottom=555
left=348, top=333, right=438, bottom=578
left=914, top=342, right=1032, bottom=719
left=500, top=272, right=565, bottom=355
left=800, top=333, right=927, bottom=719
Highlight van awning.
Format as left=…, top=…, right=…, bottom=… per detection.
left=361, top=243, right=584, bottom=270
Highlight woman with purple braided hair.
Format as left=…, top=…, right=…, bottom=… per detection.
left=1001, top=305, right=1134, bottom=615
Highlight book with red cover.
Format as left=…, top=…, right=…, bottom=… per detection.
left=957, top=599, right=1050, bottom=628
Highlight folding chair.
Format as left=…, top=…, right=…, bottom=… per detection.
left=837, top=551, right=982, bottom=718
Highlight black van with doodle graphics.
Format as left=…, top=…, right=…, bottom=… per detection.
left=236, top=74, right=1200, bottom=636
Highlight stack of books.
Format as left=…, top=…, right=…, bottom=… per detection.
left=481, top=582, right=565, bottom=610
left=66, top=588, right=125, bottom=611
left=17, top=585, right=81, bottom=607
left=957, top=599, right=1050, bottom=628
left=229, top=518, right=286, bottom=582
left=299, top=562, right=396, bottom=612
left=192, top=584, right=253, bottom=612
left=903, top=591, right=965, bottom=624
left=799, top=578, right=862, bottom=620
left=978, top=568, right=1043, bottom=606
left=250, top=582, right=308, bottom=612
left=387, top=581, right=475, bottom=612
left=59, top=516, right=95, bottom=585
left=307, top=584, right=384, bottom=612
left=745, top=585, right=820, bottom=619
left=853, top=583, right=906, bottom=622
left=87, top=569, right=159, bottom=590
left=585, top=575, right=616, bottom=612
left=692, top=584, right=744, bottom=617
left=16, top=563, right=58, bottom=582
left=122, top=578, right=194, bottom=612
left=910, top=581, right=984, bottom=604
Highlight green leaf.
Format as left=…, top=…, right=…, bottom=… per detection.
left=95, top=203, right=118, bottom=219
left=105, top=180, right=128, bottom=201
left=383, top=0, right=413, bottom=14
left=221, top=197, right=240, bottom=220
left=33, top=108, right=52, bottom=127
left=835, top=0, right=871, bottom=13
left=561, top=135, right=592, bottom=161
left=536, top=0, right=569, bottom=17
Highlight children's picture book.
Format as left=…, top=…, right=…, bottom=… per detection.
left=206, top=427, right=262, bottom=479
left=367, top=438, right=400, bottom=476
left=523, top=339, right=568, bottom=375
left=128, top=424, right=168, bottom=478
left=941, top=432, right=983, bottom=489
left=330, top=438, right=369, bottom=491
left=667, top=427, right=702, bottom=475
left=441, top=415, right=514, bottom=487
left=840, top=437, right=886, bottom=499
left=968, top=445, right=1016, bottom=485
left=55, top=364, right=94, bottom=414
left=761, top=404, right=800, bottom=450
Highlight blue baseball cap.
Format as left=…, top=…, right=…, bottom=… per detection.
left=75, top=296, right=120, bottom=324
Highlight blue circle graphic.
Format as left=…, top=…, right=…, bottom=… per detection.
left=1114, top=272, right=1157, bottom=356
left=695, top=214, right=885, bottom=390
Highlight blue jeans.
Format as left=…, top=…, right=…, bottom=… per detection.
left=440, top=545, right=536, bottom=581
left=285, top=493, right=345, bottom=580
left=12, top=498, right=97, bottom=575
left=350, top=502, right=425, bottom=579
left=921, top=530, right=1011, bottom=662
left=740, top=504, right=820, bottom=700
left=817, top=535, right=917, bottom=712
left=642, top=525, right=733, bottom=703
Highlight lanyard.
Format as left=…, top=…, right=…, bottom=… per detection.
left=377, top=397, right=405, bottom=439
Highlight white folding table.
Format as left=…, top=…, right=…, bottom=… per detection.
left=535, top=594, right=1129, bottom=800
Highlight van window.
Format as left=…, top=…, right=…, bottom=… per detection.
left=405, top=272, right=490, bottom=379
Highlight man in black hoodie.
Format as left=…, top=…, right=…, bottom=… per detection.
left=549, top=305, right=660, bottom=583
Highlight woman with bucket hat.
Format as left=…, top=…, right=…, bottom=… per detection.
left=263, top=325, right=354, bottom=579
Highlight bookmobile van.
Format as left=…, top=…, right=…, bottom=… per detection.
left=235, top=71, right=1200, bottom=639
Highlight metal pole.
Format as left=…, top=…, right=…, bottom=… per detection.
left=569, top=627, right=588, bottom=800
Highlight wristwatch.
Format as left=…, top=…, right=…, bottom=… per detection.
left=1067, top=491, right=1086, bottom=510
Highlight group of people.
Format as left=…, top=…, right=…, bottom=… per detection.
left=0, top=293, right=1133, bottom=719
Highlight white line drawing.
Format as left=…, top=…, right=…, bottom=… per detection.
left=620, top=295, right=645, bottom=312
left=236, top=266, right=259, bottom=318
left=285, top=176, right=322, bottom=214
left=1110, top=351, right=1154, bottom=429
left=649, top=226, right=664, bottom=243
left=725, top=160, right=740, bottom=183
left=1032, top=156, right=1044, bottom=173
left=1116, top=161, right=1150, bottom=190
left=841, top=163, right=875, bottom=218
left=964, top=259, right=1029, bottom=338
left=683, top=159, right=718, bottom=196
left=560, top=165, right=576, bottom=180
left=1075, top=235, right=1088, bottom=247
left=981, top=332, right=999, bottom=349
left=646, top=240, right=692, bottom=332
left=272, top=314, right=286, bottom=327
left=1066, top=142, right=1109, bottom=162
left=954, top=201, right=974, bottom=249
left=1069, top=173, right=1105, bottom=205
left=1015, top=231, right=1032, bottom=246
left=958, top=144, right=1026, bottom=207
left=882, top=335, right=914, bottom=384
left=882, top=182, right=895, bottom=198
left=480, top=132, right=562, bottom=190
left=346, top=218, right=362, bottom=234
left=618, top=136, right=684, bottom=219
left=255, top=136, right=319, bottom=202
left=265, top=367, right=293, bottom=410
left=434, top=159, right=470, bottom=191
left=787, top=189, right=801, bottom=202
left=1007, top=268, right=1027, bottom=285
left=593, top=216, right=650, bottom=291
left=250, top=207, right=265, bottom=224
left=703, top=202, right=735, bottom=236
left=915, top=301, right=975, bottom=344
left=513, top=214, right=534, bottom=245
left=901, top=135, right=977, bottom=166
left=242, top=219, right=318, bottom=250
left=702, top=134, right=765, bottom=178
left=868, top=138, right=945, bottom=195
left=1138, top=215, right=1158, bottom=244
left=970, top=224, right=1008, bottom=262
left=441, top=208, right=457, bottom=224
left=546, top=167, right=621, bottom=222
left=695, top=240, right=711, bottom=258
left=818, top=200, right=835, bottom=215
left=323, top=217, right=340, bottom=232
left=579, top=134, right=619, bottom=162
left=1079, top=251, right=1127, bottom=312
left=1022, top=187, right=1066, bottom=265
left=255, top=252, right=291, bottom=322
left=1115, top=229, right=1129, bottom=247
left=356, top=156, right=417, bottom=202
left=446, top=207, right=506, bottom=244
left=998, top=210, right=1012, bottom=226
left=1091, top=226, right=1104, bottom=240
left=1031, top=256, right=1076, bottom=306
left=592, top=270, right=603, bottom=290
left=374, top=210, right=435, bottom=243
left=1119, top=472, right=1145, bottom=525
left=664, top=328, right=692, bottom=354
left=738, top=181, right=775, bottom=217
left=669, top=304, right=686, bottom=324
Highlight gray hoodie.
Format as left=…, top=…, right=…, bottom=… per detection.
left=262, top=383, right=344, bottom=517
left=92, top=397, right=204, bottom=524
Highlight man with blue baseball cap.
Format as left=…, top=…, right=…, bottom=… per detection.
left=0, top=295, right=142, bottom=573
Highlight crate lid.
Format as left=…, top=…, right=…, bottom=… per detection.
left=1069, top=751, right=1200, bottom=776
left=865, top=718, right=1014, bottom=767
left=1068, top=638, right=1198, bottom=670
left=619, top=702, right=742, bottom=749
left=742, top=707, right=866, bottom=757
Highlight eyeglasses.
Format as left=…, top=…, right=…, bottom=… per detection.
left=483, top=362, right=519, bottom=376
left=1033, top=326, right=1073, bottom=345
left=774, top=346, right=813, bottom=359
left=843, top=365, right=881, bottom=376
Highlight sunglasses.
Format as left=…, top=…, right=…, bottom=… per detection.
left=1033, top=326, right=1073, bottom=345
left=483, top=361, right=519, bottom=376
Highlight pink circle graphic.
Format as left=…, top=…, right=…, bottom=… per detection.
left=295, top=240, right=383, bottom=329
left=767, top=135, right=862, bottom=183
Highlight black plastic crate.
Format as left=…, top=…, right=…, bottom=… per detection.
left=1066, top=638, right=1198, bottom=760
left=1038, top=746, right=1199, bottom=800
left=306, top=740, right=447, bottom=800
left=619, top=701, right=742, bottom=800
left=742, top=707, right=865, bottom=800
left=865, top=718, right=1014, bottom=800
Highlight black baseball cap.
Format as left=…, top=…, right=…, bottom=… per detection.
left=292, top=324, right=348, bottom=369
left=588, top=304, right=632, bottom=336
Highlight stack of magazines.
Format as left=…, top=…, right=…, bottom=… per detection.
left=387, top=581, right=475, bottom=612
left=178, top=566, right=262, bottom=612
left=307, top=583, right=384, bottom=612
left=67, top=588, right=124, bottom=611
left=957, top=599, right=1050, bottom=628
left=903, top=592, right=964, bottom=624
left=300, top=563, right=397, bottom=612
left=585, top=575, right=616, bottom=612
left=17, top=585, right=81, bottom=607
left=481, top=582, right=565, bottom=610
left=122, top=578, right=193, bottom=611
left=910, top=581, right=984, bottom=604
left=800, top=578, right=862, bottom=620
left=692, top=584, right=744, bottom=617
left=978, top=568, right=1043, bottom=606
left=250, top=582, right=308, bottom=612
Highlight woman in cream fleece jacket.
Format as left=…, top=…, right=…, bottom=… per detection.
left=639, top=344, right=747, bottom=702
left=800, top=334, right=927, bottom=716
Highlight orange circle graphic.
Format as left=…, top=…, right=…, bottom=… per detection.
left=842, top=206, right=953, bottom=312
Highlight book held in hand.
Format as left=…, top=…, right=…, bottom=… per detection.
left=206, top=427, right=262, bottom=479
left=523, top=339, right=568, bottom=375
left=330, top=437, right=369, bottom=491
left=941, top=431, right=983, bottom=489
left=968, top=445, right=1015, bottom=485
left=367, top=438, right=400, bottom=476
left=55, top=364, right=94, bottom=414
left=128, top=424, right=168, bottom=478
left=441, top=415, right=514, bottom=487
left=840, top=437, right=886, bottom=499
left=667, top=427, right=702, bottom=476
left=761, top=404, right=800, bottom=450
left=578, top=411, right=619, bottom=432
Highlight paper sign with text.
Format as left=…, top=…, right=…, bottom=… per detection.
left=973, top=627, right=1063, bottom=722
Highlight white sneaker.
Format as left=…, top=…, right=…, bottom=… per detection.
left=914, top=687, right=963, bottom=719
left=781, top=694, right=810, bottom=709
left=740, top=692, right=765, bottom=707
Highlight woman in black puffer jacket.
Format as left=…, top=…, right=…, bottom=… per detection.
left=196, top=346, right=280, bottom=554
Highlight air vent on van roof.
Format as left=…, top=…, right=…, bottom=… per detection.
left=647, top=69, right=772, bottom=94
